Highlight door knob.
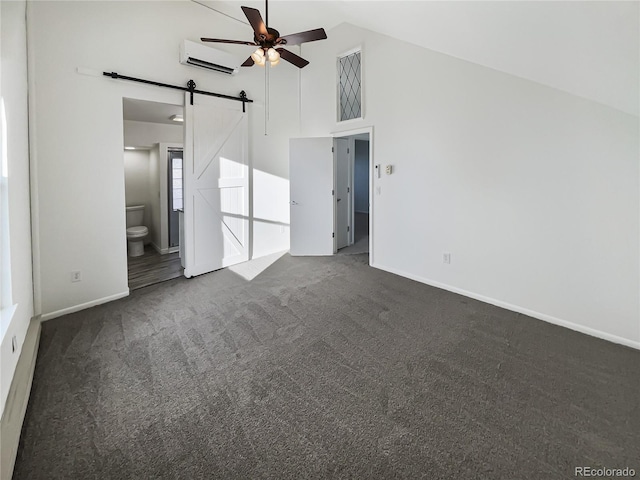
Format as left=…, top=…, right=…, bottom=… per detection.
left=337, top=198, right=342, bottom=202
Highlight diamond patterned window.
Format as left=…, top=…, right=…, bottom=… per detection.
left=338, top=51, right=362, bottom=122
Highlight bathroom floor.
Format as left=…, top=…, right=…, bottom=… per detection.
left=127, top=245, right=183, bottom=290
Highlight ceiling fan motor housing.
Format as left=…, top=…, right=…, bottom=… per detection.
left=256, top=27, right=281, bottom=48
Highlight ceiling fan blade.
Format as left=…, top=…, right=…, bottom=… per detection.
left=200, top=38, right=256, bottom=46
left=241, top=56, right=255, bottom=67
left=277, top=48, right=310, bottom=68
left=241, top=6, right=268, bottom=38
left=278, top=28, right=327, bottom=46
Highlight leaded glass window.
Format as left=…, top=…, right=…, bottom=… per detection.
left=338, top=50, right=362, bottom=121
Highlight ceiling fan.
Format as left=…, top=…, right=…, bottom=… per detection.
left=201, top=0, right=327, bottom=68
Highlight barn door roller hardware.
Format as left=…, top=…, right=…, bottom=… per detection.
left=102, top=71, right=253, bottom=111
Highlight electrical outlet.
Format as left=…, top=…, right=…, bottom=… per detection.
left=443, top=253, right=451, bottom=264
left=71, top=271, right=82, bottom=282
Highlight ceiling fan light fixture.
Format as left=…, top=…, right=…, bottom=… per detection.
left=251, top=48, right=265, bottom=66
left=270, top=58, right=280, bottom=67
left=267, top=48, right=280, bottom=62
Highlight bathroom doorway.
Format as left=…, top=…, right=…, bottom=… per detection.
left=122, top=97, right=184, bottom=290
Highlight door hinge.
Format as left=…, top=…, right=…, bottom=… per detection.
left=332, top=232, right=335, bottom=238
left=332, top=147, right=334, bottom=153
left=347, top=226, right=350, bottom=232
left=332, top=190, right=335, bottom=195
left=347, top=148, right=350, bottom=154
left=347, top=187, right=350, bottom=193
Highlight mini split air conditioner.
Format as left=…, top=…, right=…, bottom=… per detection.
left=179, top=40, right=240, bottom=75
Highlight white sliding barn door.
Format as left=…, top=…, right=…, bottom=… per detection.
left=183, top=94, right=249, bottom=278
left=289, top=137, right=335, bottom=256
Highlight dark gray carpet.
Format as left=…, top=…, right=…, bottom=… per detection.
left=13, top=254, right=639, bottom=479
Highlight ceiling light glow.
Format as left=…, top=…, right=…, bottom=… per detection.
left=251, top=48, right=266, bottom=67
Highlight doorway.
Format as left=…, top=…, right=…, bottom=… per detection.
left=335, top=132, right=370, bottom=256
left=288, top=127, right=373, bottom=261
left=122, top=97, right=184, bottom=290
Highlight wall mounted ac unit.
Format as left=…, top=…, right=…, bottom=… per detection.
left=179, top=40, right=240, bottom=75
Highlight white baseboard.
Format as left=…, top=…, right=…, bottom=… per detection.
left=372, top=262, right=640, bottom=351
left=39, top=290, right=129, bottom=322
left=0, top=318, right=41, bottom=480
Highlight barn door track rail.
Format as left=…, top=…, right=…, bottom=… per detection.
left=103, top=71, right=252, bottom=111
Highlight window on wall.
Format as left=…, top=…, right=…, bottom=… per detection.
left=171, top=154, right=183, bottom=211
left=338, top=49, right=362, bottom=122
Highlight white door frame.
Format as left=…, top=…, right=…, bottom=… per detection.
left=331, top=126, right=374, bottom=265
left=333, top=137, right=350, bottom=251
left=347, top=136, right=355, bottom=246
left=120, top=93, right=184, bottom=286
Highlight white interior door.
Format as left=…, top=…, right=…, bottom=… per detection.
left=290, top=137, right=335, bottom=256
left=183, top=93, right=249, bottom=278
left=334, top=138, right=350, bottom=249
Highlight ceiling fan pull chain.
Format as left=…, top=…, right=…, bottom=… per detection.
left=264, top=0, right=269, bottom=127
left=264, top=62, right=269, bottom=135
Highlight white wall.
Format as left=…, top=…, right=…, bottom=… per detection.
left=123, top=150, right=151, bottom=208
left=123, top=149, right=153, bottom=245
left=124, top=119, right=182, bottom=148
left=29, top=1, right=298, bottom=319
left=301, top=23, right=640, bottom=347
left=0, top=0, right=35, bottom=415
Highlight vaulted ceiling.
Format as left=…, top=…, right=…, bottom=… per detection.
left=196, top=0, right=639, bottom=116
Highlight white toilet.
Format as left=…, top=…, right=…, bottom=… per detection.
left=125, top=205, right=148, bottom=257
